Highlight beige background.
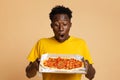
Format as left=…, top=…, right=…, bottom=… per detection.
left=0, top=0, right=120, bottom=80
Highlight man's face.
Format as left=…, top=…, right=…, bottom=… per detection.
left=51, top=14, right=72, bottom=42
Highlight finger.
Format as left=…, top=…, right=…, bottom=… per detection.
left=84, top=60, right=89, bottom=72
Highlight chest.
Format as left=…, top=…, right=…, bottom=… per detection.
left=42, top=42, right=84, bottom=54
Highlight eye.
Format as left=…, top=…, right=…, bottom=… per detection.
left=63, top=21, right=68, bottom=26
left=52, top=22, right=59, bottom=27
left=63, top=22, right=69, bottom=27
left=63, top=23, right=67, bottom=26
left=54, top=24, right=59, bottom=26
left=54, top=24, right=59, bottom=28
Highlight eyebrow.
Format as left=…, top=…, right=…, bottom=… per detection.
left=54, top=19, right=69, bottom=22
left=54, top=17, right=69, bottom=21
left=53, top=15, right=69, bottom=20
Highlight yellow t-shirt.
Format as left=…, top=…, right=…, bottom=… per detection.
left=27, top=36, right=93, bottom=80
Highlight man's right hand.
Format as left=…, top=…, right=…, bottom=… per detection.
left=26, top=60, right=39, bottom=78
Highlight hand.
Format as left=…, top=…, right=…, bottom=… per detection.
left=32, top=61, right=39, bottom=70
left=84, top=60, right=89, bottom=72
left=84, top=60, right=96, bottom=80
left=26, top=61, right=39, bottom=78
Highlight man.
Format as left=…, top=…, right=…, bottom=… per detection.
left=26, top=5, right=95, bottom=80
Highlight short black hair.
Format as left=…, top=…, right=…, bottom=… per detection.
left=49, top=5, right=72, bottom=21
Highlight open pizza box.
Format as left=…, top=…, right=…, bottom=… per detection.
left=39, top=53, right=87, bottom=74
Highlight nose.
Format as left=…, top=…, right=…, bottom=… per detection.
left=59, top=24, right=64, bottom=31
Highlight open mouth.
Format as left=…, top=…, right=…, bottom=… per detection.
left=60, top=34, right=64, bottom=38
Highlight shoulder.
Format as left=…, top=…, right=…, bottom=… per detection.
left=71, top=36, right=86, bottom=43
left=37, top=37, right=54, bottom=43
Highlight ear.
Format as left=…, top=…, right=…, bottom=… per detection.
left=50, top=23, right=53, bottom=28
left=70, top=22, right=72, bottom=28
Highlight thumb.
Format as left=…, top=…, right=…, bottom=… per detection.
left=84, top=60, right=89, bottom=73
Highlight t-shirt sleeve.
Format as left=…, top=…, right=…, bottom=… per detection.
left=82, top=40, right=94, bottom=64
left=27, top=41, right=41, bottom=62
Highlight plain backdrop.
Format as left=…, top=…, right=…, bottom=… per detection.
left=0, top=0, right=120, bottom=80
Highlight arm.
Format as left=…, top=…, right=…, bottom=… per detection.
left=25, top=59, right=39, bottom=78
left=84, top=60, right=96, bottom=80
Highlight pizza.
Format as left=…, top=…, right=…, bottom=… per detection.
left=43, top=57, right=82, bottom=70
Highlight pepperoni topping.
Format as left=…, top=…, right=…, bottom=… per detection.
left=43, top=57, right=82, bottom=69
